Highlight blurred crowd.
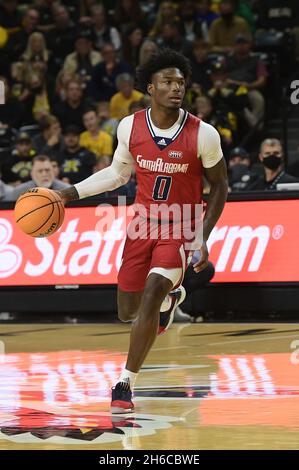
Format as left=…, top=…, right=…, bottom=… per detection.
left=1, top=0, right=299, bottom=200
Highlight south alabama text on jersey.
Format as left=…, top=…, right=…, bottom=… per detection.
left=136, top=155, right=189, bottom=174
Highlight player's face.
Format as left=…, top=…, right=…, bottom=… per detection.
left=149, top=68, right=186, bottom=110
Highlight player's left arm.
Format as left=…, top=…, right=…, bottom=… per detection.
left=194, top=122, right=228, bottom=273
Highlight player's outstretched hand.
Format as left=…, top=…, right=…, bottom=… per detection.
left=53, top=190, right=66, bottom=205
left=193, top=241, right=209, bottom=273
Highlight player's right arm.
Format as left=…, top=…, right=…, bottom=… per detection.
left=58, top=116, right=134, bottom=203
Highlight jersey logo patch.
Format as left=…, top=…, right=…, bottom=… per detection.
left=168, top=150, right=183, bottom=159
left=154, top=136, right=173, bottom=150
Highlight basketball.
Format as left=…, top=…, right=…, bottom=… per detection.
left=14, top=187, right=65, bottom=238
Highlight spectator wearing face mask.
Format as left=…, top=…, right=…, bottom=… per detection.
left=255, top=138, right=299, bottom=190
left=228, top=146, right=259, bottom=191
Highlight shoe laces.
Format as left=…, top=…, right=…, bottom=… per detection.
left=112, top=382, right=132, bottom=400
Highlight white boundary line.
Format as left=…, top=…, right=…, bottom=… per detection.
left=210, top=334, right=299, bottom=346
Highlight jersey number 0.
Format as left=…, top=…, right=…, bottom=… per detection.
left=152, top=176, right=172, bottom=201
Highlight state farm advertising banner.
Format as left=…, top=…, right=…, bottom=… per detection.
left=209, top=199, right=299, bottom=282
left=0, top=199, right=299, bottom=286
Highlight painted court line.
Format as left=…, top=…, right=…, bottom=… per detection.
left=210, top=334, right=298, bottom=346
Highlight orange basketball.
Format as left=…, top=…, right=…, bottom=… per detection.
left=14, top=187, right=65, bottom=237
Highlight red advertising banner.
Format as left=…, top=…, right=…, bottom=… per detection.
left=0, top=199, right=299, bottom=286
left=209, top=199, right=299, bottom=283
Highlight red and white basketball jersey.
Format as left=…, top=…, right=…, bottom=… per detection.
left=129, top=109, right=203, bottom=220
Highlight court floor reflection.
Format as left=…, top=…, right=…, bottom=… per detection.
left=0, top=323, right=299, bottom=449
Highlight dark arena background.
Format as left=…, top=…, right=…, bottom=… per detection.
left=0, top=0, right=299, bottom=456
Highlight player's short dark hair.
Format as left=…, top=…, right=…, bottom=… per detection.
left=136, top=48, right=192, bottom=94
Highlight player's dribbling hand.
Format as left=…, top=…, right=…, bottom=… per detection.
left=53, top=190, right=66, bottom=205
left=193, top=241, right=209, bottom=273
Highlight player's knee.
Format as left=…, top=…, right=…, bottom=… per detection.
left=117, top=289, right=142, bottom=322
left=118, top=306, right=139, bottom=322
left=141, top=292, right=162, bottom=315
left=142, top=277, right=172, bottom=312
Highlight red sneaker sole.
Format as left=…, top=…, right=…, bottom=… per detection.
left=111, top=400, right=135, bottom=414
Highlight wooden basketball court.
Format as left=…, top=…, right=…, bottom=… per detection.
left=0, top=322, right=299, bottom=450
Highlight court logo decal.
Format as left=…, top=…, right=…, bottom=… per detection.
left=0, top=407, right=179, bottom=445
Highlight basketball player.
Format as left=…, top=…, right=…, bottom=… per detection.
left=57, top=49, right=228, bottom=413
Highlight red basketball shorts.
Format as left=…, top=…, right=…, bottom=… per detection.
left=118, top=216, right=191, bottom=292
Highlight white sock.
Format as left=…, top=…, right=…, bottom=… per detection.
left=160, top=294, right=171, bottom=312
left=119, top=369, right=138, bottom=390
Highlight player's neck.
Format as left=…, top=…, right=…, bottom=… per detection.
left=149, top=105, right=180, bottom=129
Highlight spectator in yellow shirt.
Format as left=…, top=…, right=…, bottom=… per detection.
left=80, top=107, right=113, bottom=170
left=109, top=73, right=144, bottom=120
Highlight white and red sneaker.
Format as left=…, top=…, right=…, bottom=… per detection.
left=158, top=285, right=186, bottom=335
